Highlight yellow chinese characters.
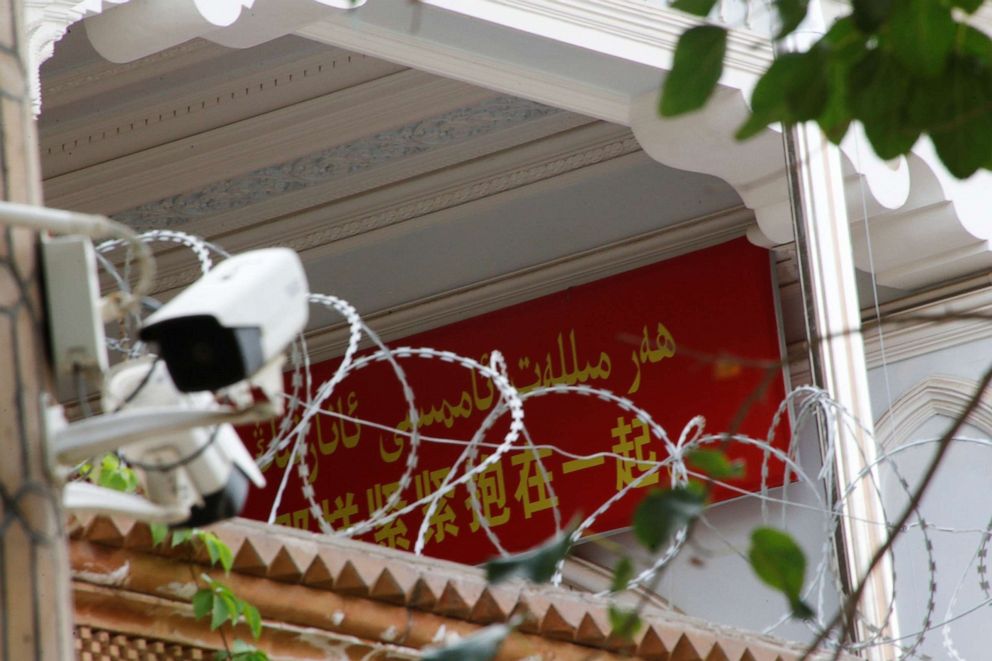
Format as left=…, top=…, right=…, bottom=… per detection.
left=414, top=468, right=460, bottom=544
left=511, top=448, right=559, bottom=519
left=366, top=481, right=410, bottom=550
left=464, top=455, right=511, bottom=532
left=611, top=415, right=659, bottom=490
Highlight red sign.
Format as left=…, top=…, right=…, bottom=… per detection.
left=241, top=238, right=789, bottom=564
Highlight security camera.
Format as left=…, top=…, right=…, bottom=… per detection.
left=56, top=358, right=268, bottom=526
left=140, top=248, right=309, bottom=393
left=50, top=246, right=310, bottom=526
left=110, top=358, right=266, bottom=527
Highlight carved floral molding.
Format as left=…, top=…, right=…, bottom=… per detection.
left=112, top=95, right=565, bottom=230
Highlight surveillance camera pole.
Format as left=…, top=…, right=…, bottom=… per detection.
left=0, top=0, right=75, bottom=657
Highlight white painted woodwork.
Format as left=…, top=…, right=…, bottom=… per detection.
left=25, top=0, right=992, bottom=292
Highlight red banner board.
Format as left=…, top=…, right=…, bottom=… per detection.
left=241, top=238, right=789, bottom=564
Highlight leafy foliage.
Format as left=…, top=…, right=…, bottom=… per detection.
left=632, top=484, right=706, bottom=552
left=687, top=449, right=745, bottom=479
left=611, top=556, right=635, bottom=592
left=82, top=453, right=139, bottom=493
left=608, top=604, right=643, bottom=640
left=748, top=527, right=814, bottom=619
left=214, top=639, right=267, bottom=661
left=671, top=0, right=719, bottom=16
left=660, top=26, right=727, bottom=117
left=149, top=522, right=169, bottom=547
left=74, top=455, right=269, bottom=657
left=664, top=0, right=992, bottom=178
left=485, top=527, right=575, bottom=584
left=193, top=575, right=264, bottom=639
left=161, top=528, right=267, bottom=657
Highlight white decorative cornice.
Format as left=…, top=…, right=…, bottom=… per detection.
left=24, top=0, right=130, bottom=115
left=26, top=0, right=365, bottom=114
left=40, top=38, right=220, bottom=109
left=422, top=0, right=774, bottom=75
left=873, top=375, right=992, bottom=451
left=40, top=47, right=404, bottom=179
left=83, top=0, right=362, bottom=63
left=298, top=16, right=631, bottom=124
left=629, top=85, right=992, bottom=291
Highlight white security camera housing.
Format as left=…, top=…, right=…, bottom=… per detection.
left=104, top=358, right=266, bottom=527
left=56, top=357, right=268, bottom=526
left=140, top=248, right=308, bottom=392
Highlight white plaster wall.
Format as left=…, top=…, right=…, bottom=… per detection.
left=868, top=335, right=992, bottom=661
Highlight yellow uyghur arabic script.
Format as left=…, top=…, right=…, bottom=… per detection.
left=514, top=329, right=612, bottom=393
left=627, top=322, right=676, bottom=394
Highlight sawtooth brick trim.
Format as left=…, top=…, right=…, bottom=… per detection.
left=69, top=514, right=847, bottom=660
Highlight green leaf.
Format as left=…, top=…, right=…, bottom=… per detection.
left=660, top=26, right=727, bottom=117
left=958, top=25, right=992, bottom=64
left=197, top=533, right=234, bottom=572
left=817, top=56, right=854, bottom=144
left=928, top=57, right=992, bottom=178
left=632, top=485, right=706, bottom=552
left=608, top=605, right=643, bottom=640
left=150, top=523, right=169, bottom=548
left=748, top=527, right=814, bottom=619
left=231, top=640, right=256, bottom=654
left=851, top=0, right=892, bottom=32
left=774, top=0, right=809, bottom=40
left=242, top=602, right=263, bottom=640
left=671, top=0, right=719, bottom=16
left=687, top=449, right=745, bottom=480
left=171, top=528, right=194, bottom=547
left=788, top=47, right=831, bottom=122
left=192, top=589, right=214, bottom=620
left=951, top=0, right=982, bottom=14
left=229, top=640, right=268, bottom=660
left=485, top=528, right=574, bottom=584
left=821, top=17, right=865, bottom=63
left=847, top=51, right=919, bottom=158
left=887, top=0, right=955, bottom=77
left=214, top=592, right=239, bottom=630
left=95, top=454, right=139, bottom=493
left=215, top=639, right=266, bottom=661
left=737, top=54, right=804, bottom=139
left=422, top=623, right=513, bottom=661
left=217, top=540, right=234, bottom=573
left=205, top=536, right=221, bottom=567
left=863, top=117, right=920, bottom=159
left=611, top=557, right=635, bottom=592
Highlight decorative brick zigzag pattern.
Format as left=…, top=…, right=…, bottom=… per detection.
left=69, top=515, right=845, bottom=660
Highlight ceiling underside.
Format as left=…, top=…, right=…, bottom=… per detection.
left=39, top=28, right=747, bottom=357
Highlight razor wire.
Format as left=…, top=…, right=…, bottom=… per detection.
left=93, top=230, right=992, bottom=660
